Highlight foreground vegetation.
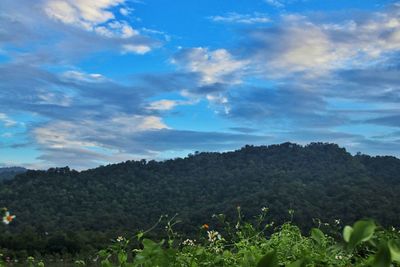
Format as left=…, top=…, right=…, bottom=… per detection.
left=4, top=208, right=400, bottom=267
left=95, top=209, right=400, bottom=267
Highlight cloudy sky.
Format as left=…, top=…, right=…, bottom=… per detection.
left=1, top=0, right=400, bottom=169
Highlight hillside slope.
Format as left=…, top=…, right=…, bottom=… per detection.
left=0, top=167, right=26, bottom=181
left=0, top=142, right=399, bottom=256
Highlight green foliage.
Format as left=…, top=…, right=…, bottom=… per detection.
left=372, top=243, right=391, bottom=267
left=93, top=212, right=400, bottom=267
left=2, top=207, right=400, bottom=266
left=256, top=250, right=278, bottom=267
left=344, top=220, right=376, bottom=249
left=310, top=228, right=325, bottom=245
left=389, top=240, right=400, bottom=263
left=26, top=256, right=45, bottom=267
left=343, top=225, right=352, bottom=243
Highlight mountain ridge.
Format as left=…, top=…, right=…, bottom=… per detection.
left=0, top=166, right=26, bottom=181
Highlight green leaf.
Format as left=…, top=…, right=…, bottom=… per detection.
left=142, top=238, right=159, bottom=250
left=118, top=251, right=128, bottom=264
left=287, top=259, right=306, bottom=267
left=371, top=242, right=391, bottom=267
left=343, top=226, right=353, bottom=243
left=136, top=231, right=144, bottom=240
left=100, top=259, right=112, bottom=267
left=347, top=220, right=376, bottom=249
left=257, top=250, right=279, bottom=267
left=310, top=228, right=325, bottom=245
left=388, top=240, right=400, bottom=263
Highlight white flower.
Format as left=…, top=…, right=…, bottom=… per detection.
left=207, top=230, right=221, bottom=242
left=261, top=207, right=269, bottom=212
left=116, top=236, right=124, bottom=242
left=235, top=222, right=240, bottom=229
left=2, top=211, right=16, bottom=225
left=334, top=219, right=341, bottom=225
left=182, top=239, right=195, bottom=246
left=335, top=255, right=343, bottom=260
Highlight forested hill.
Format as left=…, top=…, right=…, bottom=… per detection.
left=0, top=167, right=26, bottom=181
left=0, top=142, right=400, bottom=257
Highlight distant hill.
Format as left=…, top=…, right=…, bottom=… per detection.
left=0, top=142, right=399, bottom=257
left=0, top=167, right=26, bottom=181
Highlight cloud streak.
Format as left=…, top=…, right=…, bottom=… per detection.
left=209, top=12, right=270, bottom=24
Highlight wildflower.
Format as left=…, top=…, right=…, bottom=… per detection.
left=335, top=255, right=343, bottom=260
left=207, top=230, right=221, bottom=242
left=213, top=247, right=222, bottom=253
left=2, top=211, right=15, bottom=225
left=235, top=222, right=240, bottom=229
left=202, top=224, right=209, bottom=230
left=182, top=239, right=195, bottom=246
left=261, top=207, right=269, bottom=213
left=334, top=219, right=341, bottom=225
left=116, top=236, right=124, bottom=242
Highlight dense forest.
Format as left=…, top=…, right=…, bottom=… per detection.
left=0, top=167, right=26, bottom=182
left=0, top=142, right=399, bottom=259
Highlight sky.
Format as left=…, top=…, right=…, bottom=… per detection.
left=1, top=0, right=400, bottom=170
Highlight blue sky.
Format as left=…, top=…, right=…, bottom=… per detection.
left=1, top=0, right=400, bottom=169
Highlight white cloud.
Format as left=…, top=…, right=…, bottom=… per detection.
left=249, top=9, right=400, bottom=78
left=260, top=16, right=344, bottom=77
left=44, top=0, right=124, bottom=28
left=119, top=7, right=133, bottom=16
left=34, top=122, right=97, bottom=149
left=209, top=12, right=270, bottom=24
left=172, top=47, right=248, bottom=85
left=34, top=115, right=167, bottom=149
left=0, top=113, right=17, bottom=127
left=122, top=44, right=152, bottom=54
left=37, top=91, right=72, bottom=107
left=264, top=0, right=285, bottom=8
left=63, top=70, right=105, bottom=82
left=146, top=99, right=197, bottom=111
left=94, top=21, right=138, bottom=38
left=111, top=115, right=168, bottom=132
left=206, top=94, right=231, bottom=114
left=33, top=115, right=168, bottom=168
left=147, top=100, right=179, bottom=111
left=141, top=28, right=171, bottom=41
left=44, top=0, right=152, bottom=53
